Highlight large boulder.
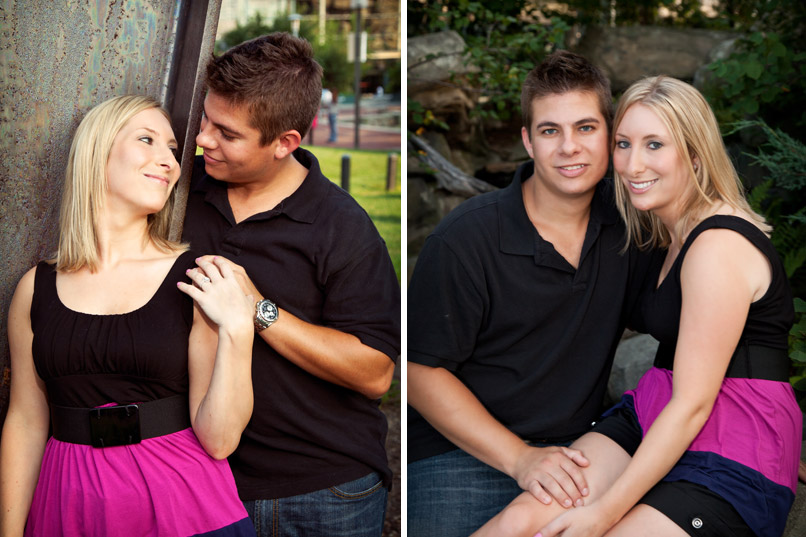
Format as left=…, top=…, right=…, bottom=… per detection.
left=575, top=25, right=738, bottom=91
left=408, top=31, right=475, bottom=92
left=607, top=333, right=658, bottom=404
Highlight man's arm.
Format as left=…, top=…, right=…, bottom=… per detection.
left=258, top=306, right=394, bottom=399
left=409, top=362, right=591, bottom=508
left=193, top=255, right=395, bottom=400
left=408, top=230, right=592, bottom=507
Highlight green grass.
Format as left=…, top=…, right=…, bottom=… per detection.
left=304, top=146, right=402, bottom=282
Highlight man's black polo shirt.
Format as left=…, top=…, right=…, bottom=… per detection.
left=183, top=148, right=400, bottom=499
left=408, top=161, right=642, bottom=462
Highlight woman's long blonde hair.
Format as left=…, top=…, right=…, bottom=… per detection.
left=612, top=76, right=769, bottom=250
left=56, top=95, right=185, bottom=272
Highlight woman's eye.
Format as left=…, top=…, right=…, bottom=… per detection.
left=615, top=140, right=630, bottom=149
left=139, top=136, right=153, bottom=144
left=648, top=141, right=663, bottom=150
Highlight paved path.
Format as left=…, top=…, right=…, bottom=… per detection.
left=305, top=101, right=401, bottom=152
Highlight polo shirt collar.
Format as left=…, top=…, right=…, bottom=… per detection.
left=193, top=147, right=330, bottom=225
left=498, top=160, right=621, bottom=258
left=279, top=147, right=330, bottom=224
left=498, top=161, right=537, bottom=256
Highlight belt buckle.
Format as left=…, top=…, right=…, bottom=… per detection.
left=88, top=404, right=141, bottom=448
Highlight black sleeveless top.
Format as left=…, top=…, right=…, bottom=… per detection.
left=640, top=215, right=793, bottom=372
left=30, top=251, right=197, bottom=408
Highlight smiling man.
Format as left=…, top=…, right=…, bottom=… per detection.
left=181, top=33, right=400, bottom=537
left=407, top=50, right=652, bottom=537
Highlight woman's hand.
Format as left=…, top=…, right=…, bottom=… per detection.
left=536, top=504, right=613, bottom=537
left=178, top=256, right=253, bottom=334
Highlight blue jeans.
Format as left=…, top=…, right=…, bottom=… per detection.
left=242, top=472, right=387, bottom=537
left=328, top=112, right=337, bottom=141
left=408, top=449, right=523, bottom=537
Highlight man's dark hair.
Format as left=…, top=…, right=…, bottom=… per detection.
left=206, top=32, right=323, bottom=145
left=521, top=50, right=612, bottom=137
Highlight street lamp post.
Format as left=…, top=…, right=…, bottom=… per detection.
left=351, top=0, right=367, bottom=149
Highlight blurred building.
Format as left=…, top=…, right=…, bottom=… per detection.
left=217, top=0, right=400, bottom=61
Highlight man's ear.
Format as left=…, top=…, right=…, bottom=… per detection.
left=521, top=126, right=534, bottom=159
left=274, top=129, right=302, bottom=159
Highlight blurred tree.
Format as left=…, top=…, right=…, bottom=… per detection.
left=216, top=12, right=353, bottom=96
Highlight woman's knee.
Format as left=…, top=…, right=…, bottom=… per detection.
left=493, top=494, right=563, bottom=537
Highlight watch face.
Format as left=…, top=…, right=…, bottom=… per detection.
left=259, top=300, right=278, bottom=322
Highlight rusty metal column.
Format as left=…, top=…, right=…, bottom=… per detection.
left=0, top=0, right=221, bottom=423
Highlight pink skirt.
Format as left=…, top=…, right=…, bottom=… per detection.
left=25, top=428, right=255, bottom=537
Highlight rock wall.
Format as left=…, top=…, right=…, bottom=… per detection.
left=575, top=25, right=738, bottom=91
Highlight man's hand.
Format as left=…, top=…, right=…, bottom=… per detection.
left=512, top=445, right=590, bottom=508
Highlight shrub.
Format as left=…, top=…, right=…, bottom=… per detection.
left=704, top=32, right=806, bottom=137
left=737, top=119, right=806, bottom=406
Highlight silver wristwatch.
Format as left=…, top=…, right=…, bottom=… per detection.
left=254, top=298, right=279, bottom=332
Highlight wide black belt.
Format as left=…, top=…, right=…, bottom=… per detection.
left=51, top=395, right=191, bottom=448
left=654, top=342, right=790, bottom=382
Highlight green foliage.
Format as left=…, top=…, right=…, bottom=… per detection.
left=408, top=99, right=449, bottom=132
left=739, top=119, right=806, bottom=402
left=789, top=299, right=806, bottom=407
left=739, top=120, right=806, bottom=291
left=382, top=379, right=401, bottom=405
left=717, top=0, right=806, bottom=36
left=215, top=12, right=315, bottom=54
left=408, top=1, right=568, bottom=124
left=704, top=33, right=806, bottom=134
left=461, top=16, right=569, bottom=122
left=541, top=0, right=707, bottom=27
left=537, top=0, right=806, bottom=30
left=731, top=120, right=806, bottom=193
left=313, top=29, right=353, bottom=96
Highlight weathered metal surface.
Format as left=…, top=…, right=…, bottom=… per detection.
left=163, top=0, right=221, bottom=240
left=0, top=0, right=220, bottom=422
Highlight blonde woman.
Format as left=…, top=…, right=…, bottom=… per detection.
left=473, top=76, right=800, bottom=537
left=0, top=95, right=257, bottom=536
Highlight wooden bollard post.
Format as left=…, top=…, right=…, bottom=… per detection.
left=386, top=152, right=398, bottom=191
left=341, top=154, right=350, bottom=192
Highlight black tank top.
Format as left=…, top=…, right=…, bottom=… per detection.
left=640, top=215, right=793, bottom=353
left=30, top=251, right=197, bottom=407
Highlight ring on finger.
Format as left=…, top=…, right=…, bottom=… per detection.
left=200, top=276, right=211, bottom=285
